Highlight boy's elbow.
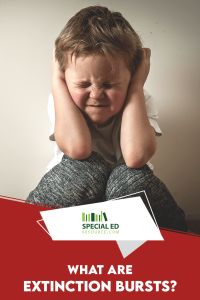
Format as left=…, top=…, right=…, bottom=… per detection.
left=59, top=144, right=92, bottom=160
left=55, top=137, right=92, bottom=160
left=125, top=156, right=147, bottom=169
left=72, top=146, right=92, bottom=160
left=124, top=143, right=157, bottom=169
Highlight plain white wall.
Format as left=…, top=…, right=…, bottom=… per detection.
left=0, top=0, right=199, bottom=215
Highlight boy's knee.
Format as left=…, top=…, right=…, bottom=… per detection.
left=61, top=151, right=111, bottom=185
left=26, top=151, right=111, bottom=207
left=106, top=163, right=188, bottom=232
left=106, top=164, right=152, bottom=200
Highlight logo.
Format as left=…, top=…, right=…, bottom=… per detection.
left=82, top=211, right=119, bottom=235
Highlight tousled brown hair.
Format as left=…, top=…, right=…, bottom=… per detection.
left=55, top=5, right=143, bottom=74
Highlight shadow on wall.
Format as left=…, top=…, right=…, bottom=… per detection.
left=151, top=111, right=200, bottom=216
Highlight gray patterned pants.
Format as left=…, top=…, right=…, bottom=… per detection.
left=26, top=151, right=187, bottom=231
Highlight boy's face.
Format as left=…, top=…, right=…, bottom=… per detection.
left=65, top=53, right=131, bottom=124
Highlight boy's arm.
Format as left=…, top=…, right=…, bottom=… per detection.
left=120, top=48, right=157, bottom=168
left=52, top=53, right=92, bottom=160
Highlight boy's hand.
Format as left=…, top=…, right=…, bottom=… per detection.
left=52, top=47, right=65, bottom=81
left=129, top=48, right=151, bottom=88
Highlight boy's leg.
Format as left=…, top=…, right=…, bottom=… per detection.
left=26, top=151, right=111, bottom=208
left=106, top=164, right=187, bottom=232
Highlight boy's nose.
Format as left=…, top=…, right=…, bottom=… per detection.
left=89, top=87, right=104, bottom=100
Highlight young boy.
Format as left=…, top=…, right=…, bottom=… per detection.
left=26, top=5, right=187, bottom=232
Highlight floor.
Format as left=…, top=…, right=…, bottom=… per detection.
left=187, top=220, right=200, bottom=235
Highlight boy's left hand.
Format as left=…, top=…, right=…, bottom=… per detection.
left=129, top=48, right=151, bottom=88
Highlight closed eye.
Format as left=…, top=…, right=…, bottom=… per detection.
left=74, top=82, right=121, bottom=89
left=76, top=84, right=91, bottom=88
left=104, top=83, right=121, bottom=88
left=104, top=84, right=112, bottom=89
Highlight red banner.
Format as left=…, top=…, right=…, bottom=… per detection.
left=1, top=196, right=199, bottom=299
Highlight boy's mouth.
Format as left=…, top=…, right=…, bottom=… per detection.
left=86, top=104, right=109, bottom=107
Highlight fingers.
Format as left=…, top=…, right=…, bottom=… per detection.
left=52, top=47, right=57, bottom=65
left=53, top=46, right=56, bottom=56
left=142, top=48, right=151, bottom=60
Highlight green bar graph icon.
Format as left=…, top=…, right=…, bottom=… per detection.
left=82, top=211, right=108, bottom=222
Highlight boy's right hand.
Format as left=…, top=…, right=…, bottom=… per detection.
left=52, top=47, right=65, bottom=82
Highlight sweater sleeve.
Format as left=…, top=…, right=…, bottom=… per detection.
left=144, top=89, right=162, bottom=137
